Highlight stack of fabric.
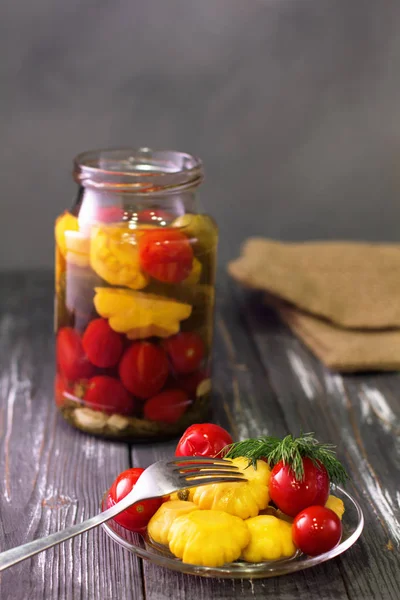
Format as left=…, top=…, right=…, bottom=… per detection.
left=229, top=239, right=400, bottom=372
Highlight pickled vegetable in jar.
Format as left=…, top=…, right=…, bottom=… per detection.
left=55, top=148, right=217, bottom=440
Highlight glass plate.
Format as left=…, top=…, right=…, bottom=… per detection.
left=101, top=486, right=364, bottom=579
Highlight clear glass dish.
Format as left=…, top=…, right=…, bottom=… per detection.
left=101, top=486, right=364, bottom=579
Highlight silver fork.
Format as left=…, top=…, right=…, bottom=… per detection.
left=0, top=456, right=245, bottom=572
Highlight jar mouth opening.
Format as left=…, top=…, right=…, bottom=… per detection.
left=74, top=147, right=204, bottom=194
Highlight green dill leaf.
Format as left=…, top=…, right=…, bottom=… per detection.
left=225, top=432, right=348, bottom=484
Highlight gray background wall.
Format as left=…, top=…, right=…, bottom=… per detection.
left=2, top=0, right=400, bottom=269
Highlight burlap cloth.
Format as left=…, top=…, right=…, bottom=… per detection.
left=228, top=239, right=400, bottom=372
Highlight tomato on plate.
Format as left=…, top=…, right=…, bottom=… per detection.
left=175, top=423, right=233, bottom=458
left=269, top=457, right=330, bottom=517
left=138, top=228, right=193, bottom=283
left=107, top=468, right=163, bottom=531
left=137, top=209, right=173, bottom=225
left=82, top=318, right=124, bottom=368
left=119, top=341, right=169, bottom=399
left=84, top=375, right=135, bottom=415
left=164, top=332, right=205, bottom=374
left=57, top=327, right=95, bottom=381
left=292, top=505, right=342, bottom=556
left=144, top=389, right=190, bottom=424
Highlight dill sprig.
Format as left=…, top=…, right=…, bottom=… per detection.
left=225, top=432, right=348, bottom=484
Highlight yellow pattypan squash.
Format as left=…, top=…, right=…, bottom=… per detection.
left=182, top=258, right=202, bottom=285
left=55, top=212, right=90, bottom=267
left=94, top=287, right=192, bottom=339
left=90, top=224, right=148, bottom=289
left=259, top=506, right=293, bottom=523
left=169, top=489, right=195, bottom=502
left=147, top=500, right=199, bottom=546
left=55, top=248, right=66, bottom=292
left=168, top=510, right=250, bottom=567
left=325, top=495, right=345, bottom=520
left=242, top=515, right=296, bottom=562
left=192, top=457, right=271, bottom=520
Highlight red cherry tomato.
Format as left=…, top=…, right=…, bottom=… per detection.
left=94, top=206, right=126, bottom=223
left=164, top=332, right=205, bottom=374
left=84, top=375, right=135, bottom=415
left=144, top=389, right=190, bottom=424
left=138, top=228, right=193, bottom=283
left=269, top=458, right=330, bottom=517
left=106, top=468, right=163, bottom=531
left=82, top=318, right=124, bottom=368
left=54, top=374, right=73, bottom=408
left=119, top=341, right=169, bottom=399
left=175, top=423, right=233, bottom=458
left=56, top=327, right=95, bottom=381
left=313, top=466, right=331, bottom=505
left=177, top=369, right=210, bottom=397
left=292, top=506, right=342, bottom=556
left=137, top=209, right=173, bottom=225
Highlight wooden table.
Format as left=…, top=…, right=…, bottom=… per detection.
left=0, top=271, right=399, bottom=600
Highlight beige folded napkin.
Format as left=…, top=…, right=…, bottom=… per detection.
left=228, top=239, right=400, bottom=372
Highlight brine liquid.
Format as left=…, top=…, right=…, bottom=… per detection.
left=55, top=209, right=217, bottom=440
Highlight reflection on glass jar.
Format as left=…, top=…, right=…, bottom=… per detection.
left=54, top=148, right=217, bottom=440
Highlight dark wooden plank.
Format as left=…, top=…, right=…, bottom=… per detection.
left=3, top=271, right=397, bottom=599
left=129, top=274, right=351, bottom=600
left=0, top=272, right=143, bottom=600
left=212, top=274, right=291, bottom=442
left=235, top=284, right=400, bottom=600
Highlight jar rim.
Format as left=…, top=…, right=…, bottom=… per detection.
left=73, top=147, right=204, bottom=194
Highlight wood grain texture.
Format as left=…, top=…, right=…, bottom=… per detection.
left=0, top=272, right=142, bottom=600
left=1, top=271, right=399, bottom=599
left=234, top=281, right=400, bottom=600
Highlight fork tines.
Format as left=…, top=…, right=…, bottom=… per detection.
left=168, top=456, right=246, bottom=487
left=181, top=473, right=246, bottom=486
left=168, top=457, right=234, bottom=466
left=172, top=461, right=238, bottom=470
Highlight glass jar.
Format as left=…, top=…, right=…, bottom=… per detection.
left=55, top=148, right=217, bottom=440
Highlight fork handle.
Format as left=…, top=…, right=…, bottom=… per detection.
left=0, top=489, right=141, bottom=572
